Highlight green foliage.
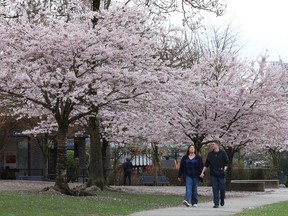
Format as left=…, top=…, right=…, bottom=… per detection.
left=0, top=191, right=200, bottom=216
left=66, top=150, right=79, bottom=182
left=236, top=201, right=288, bottom=216
left=232, top=168, right=278, bottom=180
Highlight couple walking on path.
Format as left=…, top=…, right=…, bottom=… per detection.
left=129, top=140, right=288, bottom=216
left=178, top=140, right=228, bottom=208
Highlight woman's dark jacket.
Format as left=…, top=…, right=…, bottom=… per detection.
left=178, top=154, right=204, bottom=179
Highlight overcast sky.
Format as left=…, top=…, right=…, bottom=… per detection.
left=214, top=0, right=288, bottom=61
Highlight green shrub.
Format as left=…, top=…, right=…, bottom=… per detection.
left=232, top=168, right=278, bottom=180
left=66, top=150, right=80, bottom=182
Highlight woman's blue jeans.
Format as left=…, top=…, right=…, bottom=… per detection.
left=184, top=176, right=199, bottom=204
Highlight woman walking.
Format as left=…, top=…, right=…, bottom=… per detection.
left=178, top=144, right=203, bottom=207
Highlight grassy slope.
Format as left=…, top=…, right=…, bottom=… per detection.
left=235, top=201, right=288, bottom=216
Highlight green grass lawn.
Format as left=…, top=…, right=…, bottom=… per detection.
left=235, top=201, right=288, bottom=216
left=0, top=191, right=211, bottom=216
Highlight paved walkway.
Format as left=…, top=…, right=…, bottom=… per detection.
left=128, top=188, right=288, bottom=216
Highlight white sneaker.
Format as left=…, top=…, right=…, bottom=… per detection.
left=182, top=200, right=191, bottom=207
left=192, top=204, right=198, bottom=207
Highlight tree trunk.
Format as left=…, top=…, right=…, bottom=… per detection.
left=268, top=148, right=281, bottom=179
left=152, top=143, right=160, bottom=185
left=102, top=138, right=109, bottom=181
left=112, top=150, right=119, bottom=185
left=268, top=148, right=280, bottom=170
left=43, top=143, right=49, bottom=181
left=92, top=0, right=100, bottom=11
left=223, top=146, right=236, bottom=191
left=54, top=127, right=72, bottom=194
left=191, top=136, right=205, bottom=154
left=92, top=0, right=101, bottom=26
left=87, top=116, right=105, bottom=189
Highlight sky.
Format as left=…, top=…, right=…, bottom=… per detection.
left=210, top=0, right=288, bottom=62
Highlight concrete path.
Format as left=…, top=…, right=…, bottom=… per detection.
left=129, top=188, right=288, bottom=216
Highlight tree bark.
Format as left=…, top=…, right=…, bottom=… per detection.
left=87, top=116, right=105, bottom=189
left=223, top=146, right=236, bottom=191
left=54, top=127, right=72, bottom=194
left=92, top=0, right=101, bottom=26
left=102, top=138, right=109, bottom=181
left=152, top=143, right=160, bottom=185
left=191, top=135, right=205, bottom=154
left=92, top=0, right=100, bottom=11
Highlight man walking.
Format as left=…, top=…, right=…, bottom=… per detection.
left=200, top=140, right=229, bottom=208
left=123, top=158, right=133, bottom=186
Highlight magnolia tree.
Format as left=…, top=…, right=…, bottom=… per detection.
left=0, top=1, right=167, bottom=193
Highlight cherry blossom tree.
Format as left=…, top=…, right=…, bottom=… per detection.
left=157, top=23, right=288, bottom=152
left=0, top=1, right=165, bottom=193
left=1, top=0, right=227, bottom=189
left=92, top=1, right=288, bottom=186
left=0, top=0, right=245, bottom=192
left=160, top=49, right=288, bottom=186
left=149, top=20, right=288, bottom=187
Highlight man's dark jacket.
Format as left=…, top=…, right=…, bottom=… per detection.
left=205, top=149, right=229, bottom=178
